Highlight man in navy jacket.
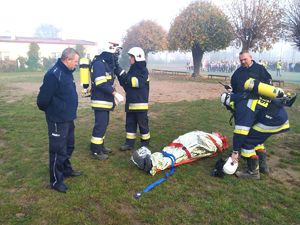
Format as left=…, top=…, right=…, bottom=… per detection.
left=37, top=48, right=80, bottom=193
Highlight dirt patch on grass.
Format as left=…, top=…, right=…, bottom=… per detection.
left=5, top=75, right=222, bottom=103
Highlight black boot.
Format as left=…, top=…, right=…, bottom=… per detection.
left=236, top=157, right=260, bottom=179
left=257, top=151, right=269, bottom=174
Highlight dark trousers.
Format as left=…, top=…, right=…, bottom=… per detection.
left=91, top=110, right=109, bottom=153
left=125, top=111, right=150, bottom=147
left=47, top=120, right=75, bottom=187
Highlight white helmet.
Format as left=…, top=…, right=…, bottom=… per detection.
left=104, top=42, right=122, bottom=54
left=223, top=157, right=238, bottom=175
left=128, top=47, right=145, bottom=62
left=220, top=92, right=231, bottom=107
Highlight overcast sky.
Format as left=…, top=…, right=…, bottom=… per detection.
left=0, top=0, right=225, bottom=46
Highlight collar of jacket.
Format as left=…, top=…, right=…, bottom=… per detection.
left=56, top=58, right=75, bottom=74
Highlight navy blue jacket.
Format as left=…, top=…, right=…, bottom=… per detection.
left=90, top=52, right=116, bottom=111
left=37, top=59, right=78, bottom=122
left=118, top=61, right=149, bottom=112
left=231, top=60, right=272, bottom=94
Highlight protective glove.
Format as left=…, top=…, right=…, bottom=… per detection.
left=114, top=92, right=124, bottom=105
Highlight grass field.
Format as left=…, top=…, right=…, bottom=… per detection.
left=0, top=72, right=300, bottom=225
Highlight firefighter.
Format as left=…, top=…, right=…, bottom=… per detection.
left=116, top=47, right=150, bottom=151
left=90, top=42, right=124, bottom=160
left=223, top=51, right=293, bottom=179
left=222, top=91, right=289, bottom=179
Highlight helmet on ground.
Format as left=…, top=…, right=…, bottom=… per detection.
left=128, top=47, right=145, bottom=62
left=211, top=156, right=238, bottom=177
left=222, top=156, right=238, bottom=175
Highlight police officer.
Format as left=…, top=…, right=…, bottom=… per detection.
left=117, top=47, right=150, bottom=151
left=37, top=48, right=81, bottom=193
left=90, top=43, right=124, bottom=160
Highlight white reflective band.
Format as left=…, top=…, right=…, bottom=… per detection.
left=131, top=77, right=139, bottom=88
left=129, top=103, right=149, bottom=110
left=235, top=125, right=250, bottom=131
left=120, top=70, right=125, bottom=76
left=91, top=100, right=113, bottom=109
left=141, top=133, right=151, bottom=140
left=91, top=136, right=104, bottom=144
left=253, top=120, right=290, bottom=133
left=126, top=132, right=137, bottom=139
left=51, top=133, right=60, bottom=137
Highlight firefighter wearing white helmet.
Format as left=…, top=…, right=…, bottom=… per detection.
left=116, top=47, right=150, bottom=151
left=89, top=42, right=124, bottom=160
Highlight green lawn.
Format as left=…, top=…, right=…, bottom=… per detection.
left=0, top=72, right=300, bottom=225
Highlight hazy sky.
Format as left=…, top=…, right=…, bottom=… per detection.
left=0, top=0, right=225, bottom=46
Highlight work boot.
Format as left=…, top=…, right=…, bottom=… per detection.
left=120, top=144, right=134, bottom=151
left=51, top=183, right=68, bottom=193
left=256, top=151, right=270, bottom=174
left=91, top=152, right=108, bottom=160
left=236, top=157, right=260, bottom=179
left=103, top=146, right=113, bottom=154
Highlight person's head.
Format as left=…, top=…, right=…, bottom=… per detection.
left=127, top=47, right=145, bottom=65
left=61, top=48, right=79, bottom=71
left=239, top=50, right=252, bottom=68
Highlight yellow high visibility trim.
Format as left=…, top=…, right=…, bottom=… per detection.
left=254, top=144, right=265, bottom=150
left=257, top=97, right=270, bottom=108
left=253, top=120, right=290, bottom=133
left=106, top=74, right=112, bottom=80
left=241, top=148, right=256, bottom=158
left=91, top=136, right=104, bottom=145
left=126, top=132, right=137, bottom=139
left=95, top=76, right=107, bottom=86
left=247, top=99, right=258, bottom=111
left=131, top=77, right=139, bottom=88
left=129, top=103, right=149, bottom=110
left=230, top=101, right=235, bottom=110
left=91, top=100, right=113, bottom=109
left=234, top=125, right=250, bottom=135
left=141, top=133, right=150, bottom=140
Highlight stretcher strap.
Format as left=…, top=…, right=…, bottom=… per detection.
left=168, top=142, right=192, bottom=158
left=134, top=151, right=176, bottom=199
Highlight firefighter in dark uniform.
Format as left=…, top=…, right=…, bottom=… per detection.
left=37, top=48, right=81, bottom=193
left=117, top=47, right=150, bottom=151
left=222, top=51, right=291, bottom=179
left=90, top=43, right=124, bottom=160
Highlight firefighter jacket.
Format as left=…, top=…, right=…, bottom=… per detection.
left=231, top=95, right=289, bottom=152
left=37, top=59, right=78, bottom=122
left=118, top=61, right=149, bottom=112
left=231, top=60, right=272, bottom=95
left=90, top=52, right=117, bottom=111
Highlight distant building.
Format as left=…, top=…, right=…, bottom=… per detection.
left=0, top=36, right=98, bottom=60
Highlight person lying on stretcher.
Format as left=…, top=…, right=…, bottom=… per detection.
left=131, top=130, right=229, bottom=176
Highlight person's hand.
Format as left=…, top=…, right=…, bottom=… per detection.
left=231, top=151, right=239, bottom=163
left=113, top=92, right=124, bottom=105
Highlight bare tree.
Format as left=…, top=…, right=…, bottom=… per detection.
left=284, top=0, right=300, bottom=50
left=227, top=0, right=283, bottom=52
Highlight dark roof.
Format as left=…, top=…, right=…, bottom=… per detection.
left=0, top=36, right=96, bottom=45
